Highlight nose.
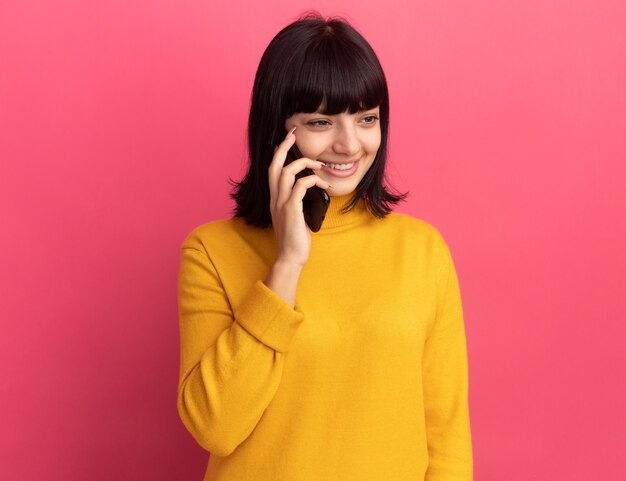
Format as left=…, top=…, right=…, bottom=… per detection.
left=332, top=124, right=361, bottom=157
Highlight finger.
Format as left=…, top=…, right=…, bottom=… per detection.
left=286, top=174, right=332, bottom=208
left=268, top=127, right=297, bottom=209
left=282, top=157, right=326, bottom=175
left=276, top=158, right=327, bottom=207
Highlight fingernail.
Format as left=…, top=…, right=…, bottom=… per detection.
left=286, top=126, right=296, bottom=139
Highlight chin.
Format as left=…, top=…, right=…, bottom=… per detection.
left=328, top=185, right=356, bottom=197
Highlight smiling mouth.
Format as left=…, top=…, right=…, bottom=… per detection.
left=325, top=161, right=357, bottom=171
left=321, top=159, right=360, bottom=177
left=321, top=155, right=363, bottom=165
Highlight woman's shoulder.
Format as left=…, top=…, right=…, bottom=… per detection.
left=386, top=211, right=448, bottom=241
left=380, top=211, right=451, bottom=265
left=181, top=217, right=271, bottom=252
left=179, top=217, right=249, bottom=253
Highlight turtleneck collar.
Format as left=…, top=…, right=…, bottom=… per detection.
left=313, top=191, right=372, bottom=234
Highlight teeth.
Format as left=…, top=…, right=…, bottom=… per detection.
left=326, top=162, right=355, bottom=171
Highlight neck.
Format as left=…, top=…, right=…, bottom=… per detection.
left=314, top=191, right=371, bottom=233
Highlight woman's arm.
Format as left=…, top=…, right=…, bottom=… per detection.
left=263, top=259, right=304, bottom=309
left=422, top=242, right=474, bottom=480
left=176, top=237, right=304, bottom=457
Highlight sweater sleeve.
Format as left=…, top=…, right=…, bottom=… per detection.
left=422, top=242, right=473, bottom=480
left=176, top=239, right=305, bottom=457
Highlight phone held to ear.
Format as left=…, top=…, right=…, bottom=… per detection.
left=285, top=143, right=330, bottom=232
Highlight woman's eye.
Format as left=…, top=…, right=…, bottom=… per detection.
left=306, top=115, right=378, bottom=127
left=361, top=115, right=379, bottom=124
left=307, top=120, right=330, bottom=127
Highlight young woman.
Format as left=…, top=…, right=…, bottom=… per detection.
left=177, top=12, right=473, bottom=481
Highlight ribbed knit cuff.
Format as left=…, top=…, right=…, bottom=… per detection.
left=234, top=280, right=305, bottom=353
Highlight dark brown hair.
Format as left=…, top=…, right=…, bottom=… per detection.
left=228, top=11, right=408, bottom=227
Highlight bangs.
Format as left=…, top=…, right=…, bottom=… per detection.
left=236, top=13, right=408, bottom=227
left=285, top=36, right=386, bottom=116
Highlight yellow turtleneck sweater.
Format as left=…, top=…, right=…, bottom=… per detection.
left=177, top=193, right=473, bottom=480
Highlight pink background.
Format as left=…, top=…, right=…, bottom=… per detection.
left=1, top=0, right=625, bottom=479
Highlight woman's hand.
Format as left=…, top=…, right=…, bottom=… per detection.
left=268, top=126, right=332, bottom=268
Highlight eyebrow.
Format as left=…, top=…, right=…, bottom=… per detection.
left=310, top=108, right=380, bottom=115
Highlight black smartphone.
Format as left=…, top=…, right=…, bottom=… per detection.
left=285, top=143, right=330, bottom=232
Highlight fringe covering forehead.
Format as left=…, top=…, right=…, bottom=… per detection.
left=284, top=35, right=386, bottom=116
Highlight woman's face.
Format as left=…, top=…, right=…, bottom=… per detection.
left=284, top=106, right=381, bottom=197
